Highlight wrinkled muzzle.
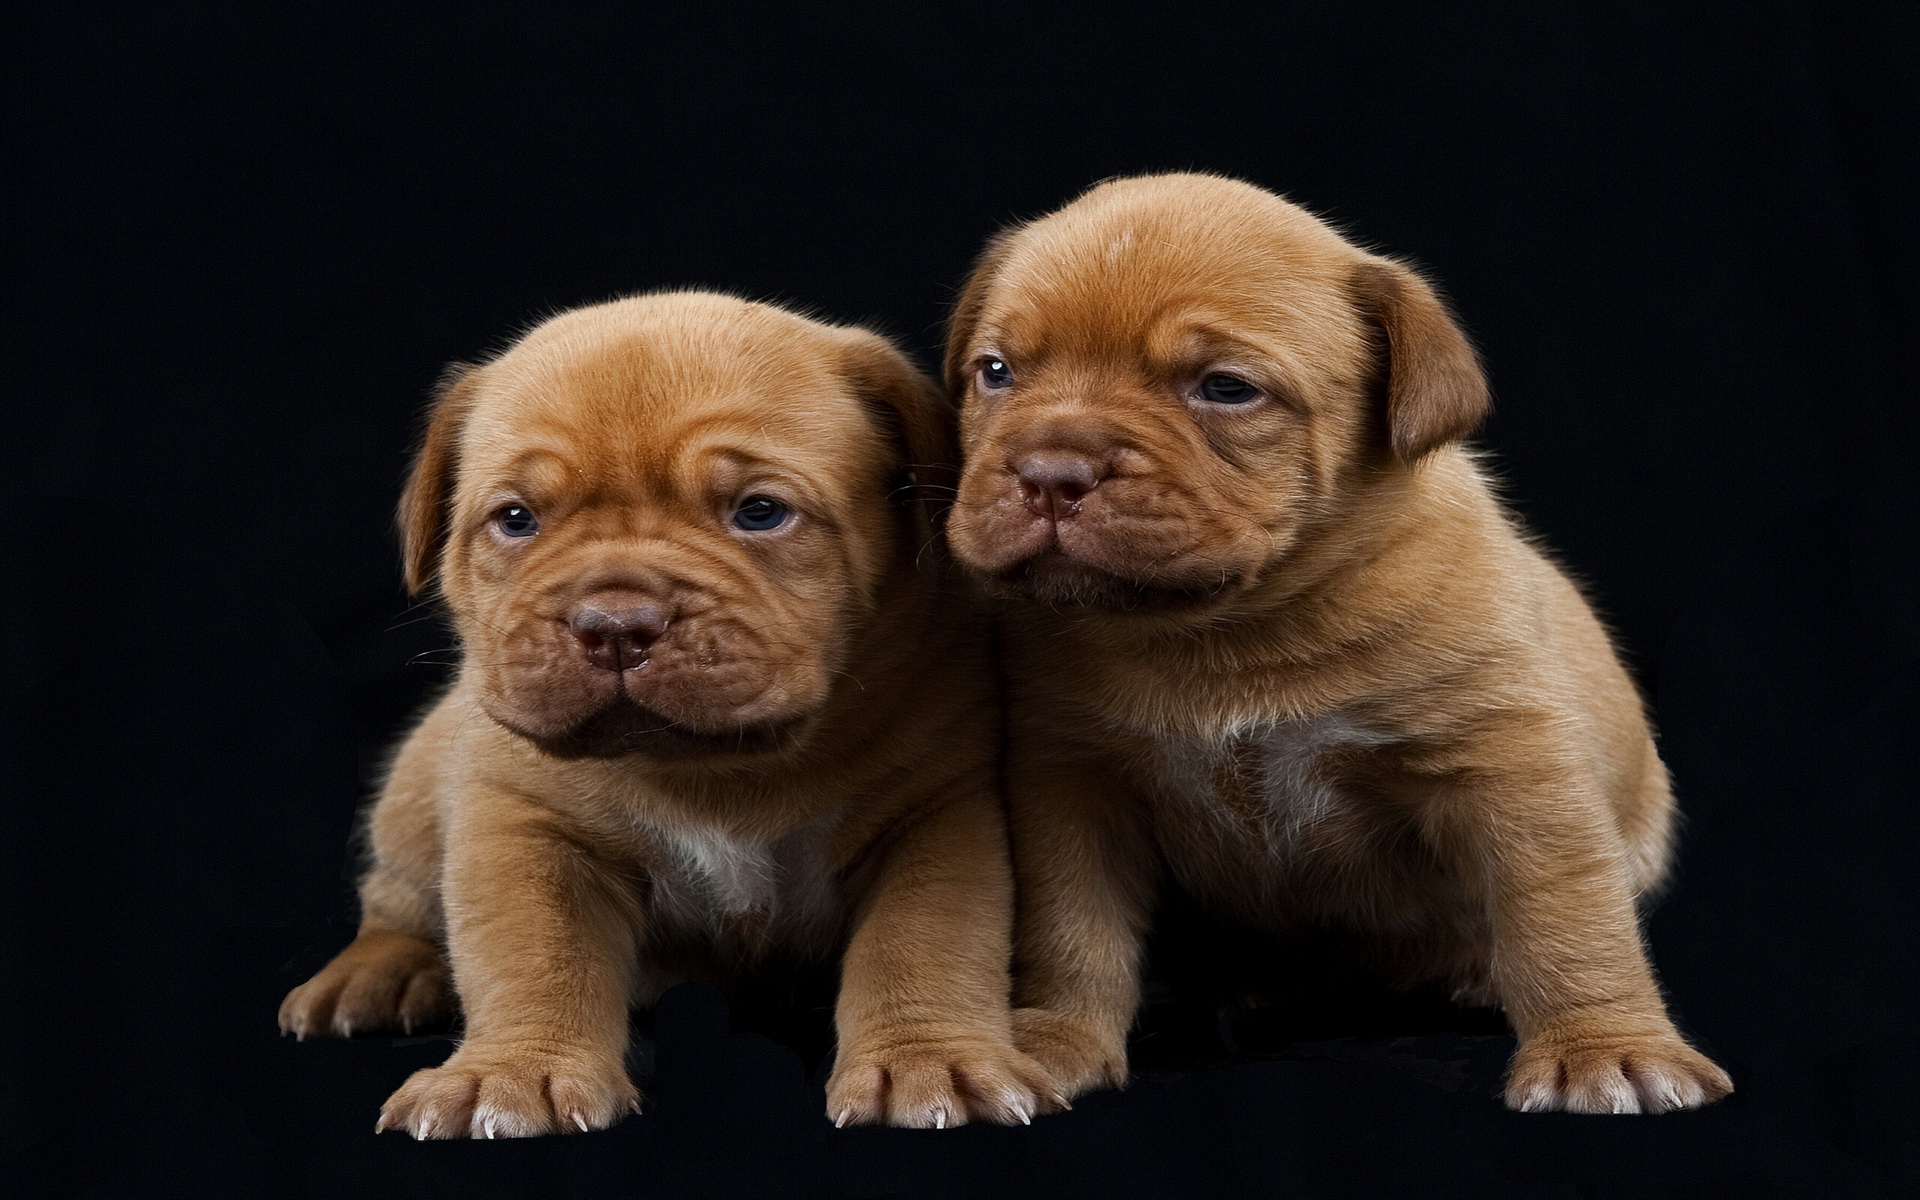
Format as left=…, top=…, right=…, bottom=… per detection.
left=951, top=410, right=1267, bottom=609
left=466, top=563, right=834, bottom=760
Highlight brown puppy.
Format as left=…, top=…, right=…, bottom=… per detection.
left=279, top=291, right=1058, bottom=1135
left=945, top=173, right=1733, bottom=1114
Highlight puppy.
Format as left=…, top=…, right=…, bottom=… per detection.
left=279, top=291, right=1057, bottom=1135
left=944, top=173, right=1733, bottom=1114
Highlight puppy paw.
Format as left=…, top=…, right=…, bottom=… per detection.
left=1505, top=1023, right=1732, bottom=1114
left=827, top=1035, right=1065, bottom=1129
left=279, top=930, right=453, bottom=1039
left=376, top=1044, right=639, bottom=1139
left=1010, top=1007, right=1128, bottom=1101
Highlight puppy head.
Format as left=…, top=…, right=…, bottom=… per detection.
left=400, top=291, right=951, bottom=761
left=945, top=172, right=1487, bottom=613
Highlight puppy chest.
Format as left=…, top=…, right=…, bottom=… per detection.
left=1145, top=713, right=1395, bottom=867
left=635, top=822, right=844, bottom=954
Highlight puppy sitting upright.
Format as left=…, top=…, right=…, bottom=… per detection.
left=279, top=291, right=1057, bottom=1135
left=945, top=174, right=1733, bottom=1114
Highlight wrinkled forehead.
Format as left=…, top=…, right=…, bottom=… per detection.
left=459, top=306, right=883, bottom=494
left=976, top=196, right=1366, bottom=366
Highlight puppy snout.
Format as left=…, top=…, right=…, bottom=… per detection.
left=568, top=602, right=671, bottom=672
left=1015, top=451, right=1105, bottom=521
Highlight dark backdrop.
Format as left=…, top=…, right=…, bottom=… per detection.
left=5, top=2, right=1916, bottom=1197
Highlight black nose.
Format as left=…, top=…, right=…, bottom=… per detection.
left=568, top=603, right=671, bottom=672
left=1015, top=451, right=1105, bottom=521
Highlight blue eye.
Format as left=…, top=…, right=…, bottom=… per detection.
left=979, top=359, right=1015, bottom=390
left=1198, top=374, right=1261, bottom=405
left=496, top=505, right=540, bottom=537
left=732, top=496, right=789, bottom=531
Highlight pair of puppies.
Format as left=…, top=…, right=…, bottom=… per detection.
left=280, top=174, right=1730, bottom=1134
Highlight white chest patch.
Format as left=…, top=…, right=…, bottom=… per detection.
left=631, top=815, right=841, bottom=949
left=668, top=826, right=779, bottom=915
left=1147, top=710, right=1394, bottom=855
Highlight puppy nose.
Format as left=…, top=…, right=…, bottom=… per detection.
left=568, top=603, right=671, bottom=672
left=1015, top=451, right=1105, bottom=521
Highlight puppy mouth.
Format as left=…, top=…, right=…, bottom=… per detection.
left=955, top=496, right=1247, bottom=612
left=979, top=548, right=1238, bottom=612
left=494, top=696, right=808, bottom=762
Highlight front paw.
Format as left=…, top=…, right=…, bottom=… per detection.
left=827, top=1035, right=1065, bottom=1129
left=377, top=1044, right=639, bottom=1139
left=1505, top=1020, right=1733, bottom=1114
left=279, top=930, right=453, bottom=1039
left=1011, top=1007, right=1128, bottom=1101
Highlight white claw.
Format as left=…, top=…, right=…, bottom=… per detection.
left=484, top=1118, right=497, bottom=1139
left=1652, top=1080, right=1686, bottom=1112
left=572, top=1112, right=589, bottom=1133
left=934, top=1108, right=946, bottom=1130
left=834, top=1108, right=851, bottom=1129
left=1002, top=1090, right=1034, bottom=1126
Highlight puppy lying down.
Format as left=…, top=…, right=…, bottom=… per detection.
left=945, top=173, right=1734, bottom=1114
left=280, top=292, right=1057, bottom=1136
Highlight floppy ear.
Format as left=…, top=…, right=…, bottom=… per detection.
left=837, top=329, right=959, bottom=534
left=943, top=229, right=1017, bottom=395
left=397, top=362, right=481, bottom=595
left=1350, top=258, right=1490, bottom=461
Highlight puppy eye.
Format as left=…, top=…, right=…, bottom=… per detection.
left=1197, top=374, right=1261, bottom=405
left=732, top=496, right=790, bottom=532
left=979, top=359, right=1015, bottom=390
left=495, top=505, right=540, bottom=537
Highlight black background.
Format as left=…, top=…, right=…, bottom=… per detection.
left=5, top=2, right=1917, bottom=1197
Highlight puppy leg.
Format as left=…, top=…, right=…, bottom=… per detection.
left=378, top=790, right=641, bottom=1139
left=827, top=791, right=1061, bottom=1128
left=1003, top=753, right=1157, bottom=1101
left=1432, top=768, right=1732, bottom=1114
left=280, top=737, right=452, bottom=1039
